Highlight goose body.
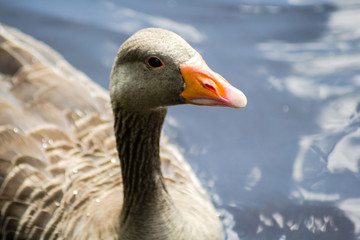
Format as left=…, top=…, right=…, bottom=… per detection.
left=0, top=24, right=246, bottom=239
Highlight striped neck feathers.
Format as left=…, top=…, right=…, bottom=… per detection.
left=114, top=107, right=181, bottom=239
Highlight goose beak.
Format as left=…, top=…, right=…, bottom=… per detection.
left=180, top=56, right=247, bottom=108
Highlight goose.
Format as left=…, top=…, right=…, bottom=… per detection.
left=0, top=24, right=247, bottom=240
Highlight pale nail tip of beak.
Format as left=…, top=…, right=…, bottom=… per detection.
left=228, top=88, right=247, bottom=108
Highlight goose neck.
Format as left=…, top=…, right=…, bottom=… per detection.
left=114, top=107, right=170, bottom=223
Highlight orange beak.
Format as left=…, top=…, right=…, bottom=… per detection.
left=180, top=56, right=247, bottom=108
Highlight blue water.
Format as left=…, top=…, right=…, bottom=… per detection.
left=1, top=1, right=360, bottom=239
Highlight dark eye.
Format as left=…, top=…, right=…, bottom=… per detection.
left=147, top=56, right=164, bottom=69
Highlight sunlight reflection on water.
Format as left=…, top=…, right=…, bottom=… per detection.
left=258, top=3, right=360, bottom=237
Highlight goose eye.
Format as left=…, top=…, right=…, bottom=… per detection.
left=147, top=56, right=164, bottom=69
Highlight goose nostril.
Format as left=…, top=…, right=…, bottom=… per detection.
left=203, top=82, right=217, bottom=94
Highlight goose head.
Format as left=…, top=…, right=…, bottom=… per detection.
left=110, top=28, right=247, bottom=111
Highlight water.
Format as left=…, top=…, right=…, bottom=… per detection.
left=1, top=1, right=360, bottom=239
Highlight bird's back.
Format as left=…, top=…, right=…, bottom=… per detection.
left=0, top=24, right=128, bottom=239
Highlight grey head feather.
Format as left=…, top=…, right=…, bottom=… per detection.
left=110, top=28, right=198, bottom=112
